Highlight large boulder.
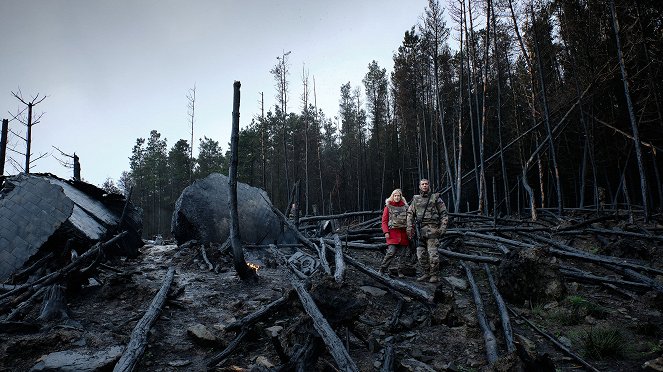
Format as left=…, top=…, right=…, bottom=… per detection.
left=171, top=173, right=282, bottom=245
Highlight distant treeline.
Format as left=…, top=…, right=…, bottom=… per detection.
left=110, top=0, right=663, bottom=238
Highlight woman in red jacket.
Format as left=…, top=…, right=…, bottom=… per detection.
left=378, top=189, right=410, bottom=277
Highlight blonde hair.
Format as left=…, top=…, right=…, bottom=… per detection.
left=385, top=188, right=407, bottom=205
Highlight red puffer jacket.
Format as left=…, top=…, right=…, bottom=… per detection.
left=381, top=200, right=410, bottom=246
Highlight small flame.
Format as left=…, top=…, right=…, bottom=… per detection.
left=247, top=262, right=260, bottom=272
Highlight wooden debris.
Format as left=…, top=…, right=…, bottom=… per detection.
left=333, top=234, right=346, bottom=284
left=113, top=266, right=175, bottom=372
left=462, top=262, right=498, bottom=364
left=483, top=264, right=515, bottom=353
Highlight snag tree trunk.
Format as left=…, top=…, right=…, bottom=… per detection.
left=229, top=81, right=257, bottom=281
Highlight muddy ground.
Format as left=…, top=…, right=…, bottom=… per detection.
left=1, top=212, right=663, bottom=371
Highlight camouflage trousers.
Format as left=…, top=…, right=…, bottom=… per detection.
left=416, top=235, right=440, bottom=275
left=379, top=244, right=412, bottom=273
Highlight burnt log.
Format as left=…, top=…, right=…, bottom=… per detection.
left=381, top=340, right=395, bottom=372
left=437, top=248, right=501, bottom=264
left=37, top=284, right=70, bottom=321
left=333, top=234, right=345, bottom=284
left=462, top=262, right=498, bottom=364
left=5, top=286, right=47, bottom=321
left=523, top=232, right=663, bottom=276
left=321, top=238, right=384, bottom=250
left=317, top=238, right=332, bottom=275
left=336, top=249, right=434, bottom=304
left=558, top=266, right=650, bottom=290
left=289, top=272, right=358, bottom=371
left=299, top=210, right=381, bottom=223
left=224, top=293, right=291, bottom=332
left=483, top=264, right=515, bottom=353
left=268, top=246, right=358, bottom=371
left=0, top=231, right=128, bottom=310
left=207, top=326, right=250, bottom=369
left=113, top=266, right=175, bottom=372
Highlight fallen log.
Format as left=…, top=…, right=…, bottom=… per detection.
left=333, top=235, right=346, bottom=284
left=437, top=248, right=501, bottom=264
left=0, top=231, right=128, bottom=307
left=522, top=232, right=663, bottom=276
left=387, top=297, right=405, bottom=331
left=462, top=262, right=498, bottom=364
left=8, top=252, right=54, bottom=284
left=5, top=286, right=47, bottom=321
left=321, top=238, right=384, bottom=250
left=381, top=340, right=395, bottom=372
left=206, top=326, right=250, bottom=369
left=336, top=249, right=434, bottom=305
left=558, top=266, right=650, bottom=290
left=37, top=284, right=70, bottom=321
left=483, top=264, right=515, bottom=353
left=288, top=270, right=358, bottom=372
left=604, top=264, right=663, bottom=295
left=299, top=210, right=381, bottom=223
left=317, top=238, right=332, bottom=275
left=224, top=293, right=291, bottom=332
left=555, top=214, right=623, bottom=231
left=200, top=245, right=214, bottom=271
left=508, top=307, right=601, bottom=372
left=268, top=245, right=357, bottom=371
left=447, top=231, right=536, bottom=249
left=113, top=266, right=175, bottom=372
left=564, top=227, right=663, bottom=243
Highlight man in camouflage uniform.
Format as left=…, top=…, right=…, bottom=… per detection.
left=406, top=179, right=449, bottom=283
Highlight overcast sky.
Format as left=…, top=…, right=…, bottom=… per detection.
left=1, top=0, right=430, bottom=187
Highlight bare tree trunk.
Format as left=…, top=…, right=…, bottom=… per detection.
left=0, top=119, right=7, bottom=176
left=302, top=67, right=310, bottom=216
left=531, top=3, right=563, bottom=215
left=25, top=103, right=33, bottom=173
left=229, top=81, right=257, bottom=281
left=187, top=85, right=196, bottom=185
left=463, top=0, right=481, bottom=202
left=454, top=0, right=466, bottom=214
left=610, top=0, right=650, bottom=221
left=491, top=0, right=510, bottom=216
left=478, top=0, right=491, bottom=215
left=536, top=138, right=545, bottom=209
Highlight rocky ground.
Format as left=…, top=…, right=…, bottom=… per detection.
left=1, top=211, right=663, bottom=371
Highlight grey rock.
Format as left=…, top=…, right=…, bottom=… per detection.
left=30, top=346, right=123, bottom=372
left=171, top=173, right=282, bottom=245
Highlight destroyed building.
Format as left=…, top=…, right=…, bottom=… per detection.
left=0, top=173, right=142, bottom=282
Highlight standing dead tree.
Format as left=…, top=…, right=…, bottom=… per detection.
left=52, top=146, right=81, bottom=180
left=228, top=81, right=257, bottom=281
left=0, top=119, right=7, bottom=175
left=10, top=90, right=47, bottom=173
left=609, top=0, right=650, bottom=221
left=186, top=85, right=196, bottom=185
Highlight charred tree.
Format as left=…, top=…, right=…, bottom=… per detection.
left=610, top=0, right=650, bottom=221
left=229, top=81, right=257, bottom=281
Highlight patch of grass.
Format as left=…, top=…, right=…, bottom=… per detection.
left=580, top=326, right=629, bottom=360
left=549, top=307, right=582, bottom=326
left=566, top=295, right=610, bottom=319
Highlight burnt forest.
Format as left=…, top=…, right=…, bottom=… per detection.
left=1, top=0, right=663, bottom=371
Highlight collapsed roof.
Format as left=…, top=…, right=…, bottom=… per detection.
left=0, top=173, right=143, bottom=282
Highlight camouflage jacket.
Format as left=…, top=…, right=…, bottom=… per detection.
left=406, top=192, right=449, bottom=229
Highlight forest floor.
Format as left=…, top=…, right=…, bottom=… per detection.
left=1, top=210, right=662, bottom=371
